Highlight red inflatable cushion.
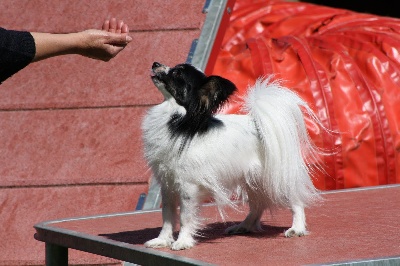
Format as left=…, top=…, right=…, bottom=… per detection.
left=212, top=0, right=400, bottom=190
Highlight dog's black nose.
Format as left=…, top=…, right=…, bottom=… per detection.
left=152, top=62, right=161, bottom=69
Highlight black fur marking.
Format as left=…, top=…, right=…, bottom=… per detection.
left=153, top=63, right=237, bottom=149
left=167, top=64, right=235, bottom=135
left=168, top=112, right=224, bottom=137
left=168, top=112, right=225, bottom=153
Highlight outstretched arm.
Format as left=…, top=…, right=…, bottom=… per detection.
left=31, top=18, right=132, bottom=62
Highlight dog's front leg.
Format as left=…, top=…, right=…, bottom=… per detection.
left=171, top=183, right=200, bottom=250
left=144, top=186, right=177, bottom=248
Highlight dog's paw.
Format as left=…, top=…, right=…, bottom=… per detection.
left=144, top=237, right=174, bottom=248
left=224, top=224, right=252, bottom=235
left=224, top=221, right=262, bottom=235
left=284, top=227, right=308, bottom=238
left=170, top=237, right=196, bottom=250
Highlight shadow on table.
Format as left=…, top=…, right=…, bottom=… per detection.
left=99, top=222, right=288, bottom=245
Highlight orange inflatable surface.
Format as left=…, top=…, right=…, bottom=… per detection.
left=212, top=0, right=400, bottom=190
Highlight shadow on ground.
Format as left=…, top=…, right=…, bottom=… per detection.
left=99, top=222, right=288, bottom=245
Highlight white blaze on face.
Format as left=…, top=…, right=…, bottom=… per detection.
left=151, top=63, right=172, bottom=100
left=152, top=64, right=170, bottom=75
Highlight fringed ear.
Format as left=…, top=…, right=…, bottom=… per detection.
left=198, top=75, right=237, bottom=114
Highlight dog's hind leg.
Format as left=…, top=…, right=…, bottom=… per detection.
left=285, top=203, right=307, bottom=237
left=224, top=209, right=263, bottom=235
left=225, top=190, right=264, bottom=235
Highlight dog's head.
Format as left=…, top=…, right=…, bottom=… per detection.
left=151, top=62, right=237, bottom=115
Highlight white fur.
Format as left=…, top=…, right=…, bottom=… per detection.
left=142, top=76, right=324, bottom=250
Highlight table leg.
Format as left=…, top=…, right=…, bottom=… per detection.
left=45, top=243, right=68, bottom=266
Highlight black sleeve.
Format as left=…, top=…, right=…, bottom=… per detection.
left=0, top=27, right=36, bottom=84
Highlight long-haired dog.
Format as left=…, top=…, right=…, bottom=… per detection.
left=142, top=62, right=327, bottom=250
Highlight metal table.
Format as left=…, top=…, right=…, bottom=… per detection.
left=34, top=185, right=400, bottom=265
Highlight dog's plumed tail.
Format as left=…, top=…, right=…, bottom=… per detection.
left=244, top=77, right=322, bottom=208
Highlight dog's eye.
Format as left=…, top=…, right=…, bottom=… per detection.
left=172, top=69, right=181, bottom=77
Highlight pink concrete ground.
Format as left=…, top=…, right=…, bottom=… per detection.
left=0, top=0, right=205, bottom=264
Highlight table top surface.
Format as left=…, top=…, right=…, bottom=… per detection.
left=34, top=185, right=400, bottom=266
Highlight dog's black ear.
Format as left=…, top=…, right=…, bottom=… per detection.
left=198, top=75, right=237, bottom=113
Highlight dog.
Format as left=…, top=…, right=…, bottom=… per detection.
left=142, top=62, right=327, bottom=250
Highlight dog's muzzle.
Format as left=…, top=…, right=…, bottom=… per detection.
left=151, top=62, right=170, bottom=77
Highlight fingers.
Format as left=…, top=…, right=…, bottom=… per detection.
left=117, top=20, right=124, bottom=34
left=121, top=23, right=129, bottom=34
left=102, top=18, right=129, bottom=34
left=109, top=18, right=117, bottom=33
left=109, top=18, right=123, bottom=33
left=102, top=19, right=110, bottom=31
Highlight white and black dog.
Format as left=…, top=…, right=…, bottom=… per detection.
left=142, top=62, right=327, bottom=250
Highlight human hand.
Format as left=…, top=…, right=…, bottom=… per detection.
left=31, top=18, right=132, bottom=62
left=78, top=18, right=132, bottom=61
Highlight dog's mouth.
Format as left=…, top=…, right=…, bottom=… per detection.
left=150, top=62, right=176, bottom=99
left=151, top=62, right=169, bottom=81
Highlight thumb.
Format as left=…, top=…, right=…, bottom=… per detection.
left=106, top=33, right=133, bottom=44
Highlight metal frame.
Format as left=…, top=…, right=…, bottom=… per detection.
left=188, top=0, right=235, bottom=74
left=35, top=209, right=214, bottom=266
left=45, top=243, right=68, bottom=266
